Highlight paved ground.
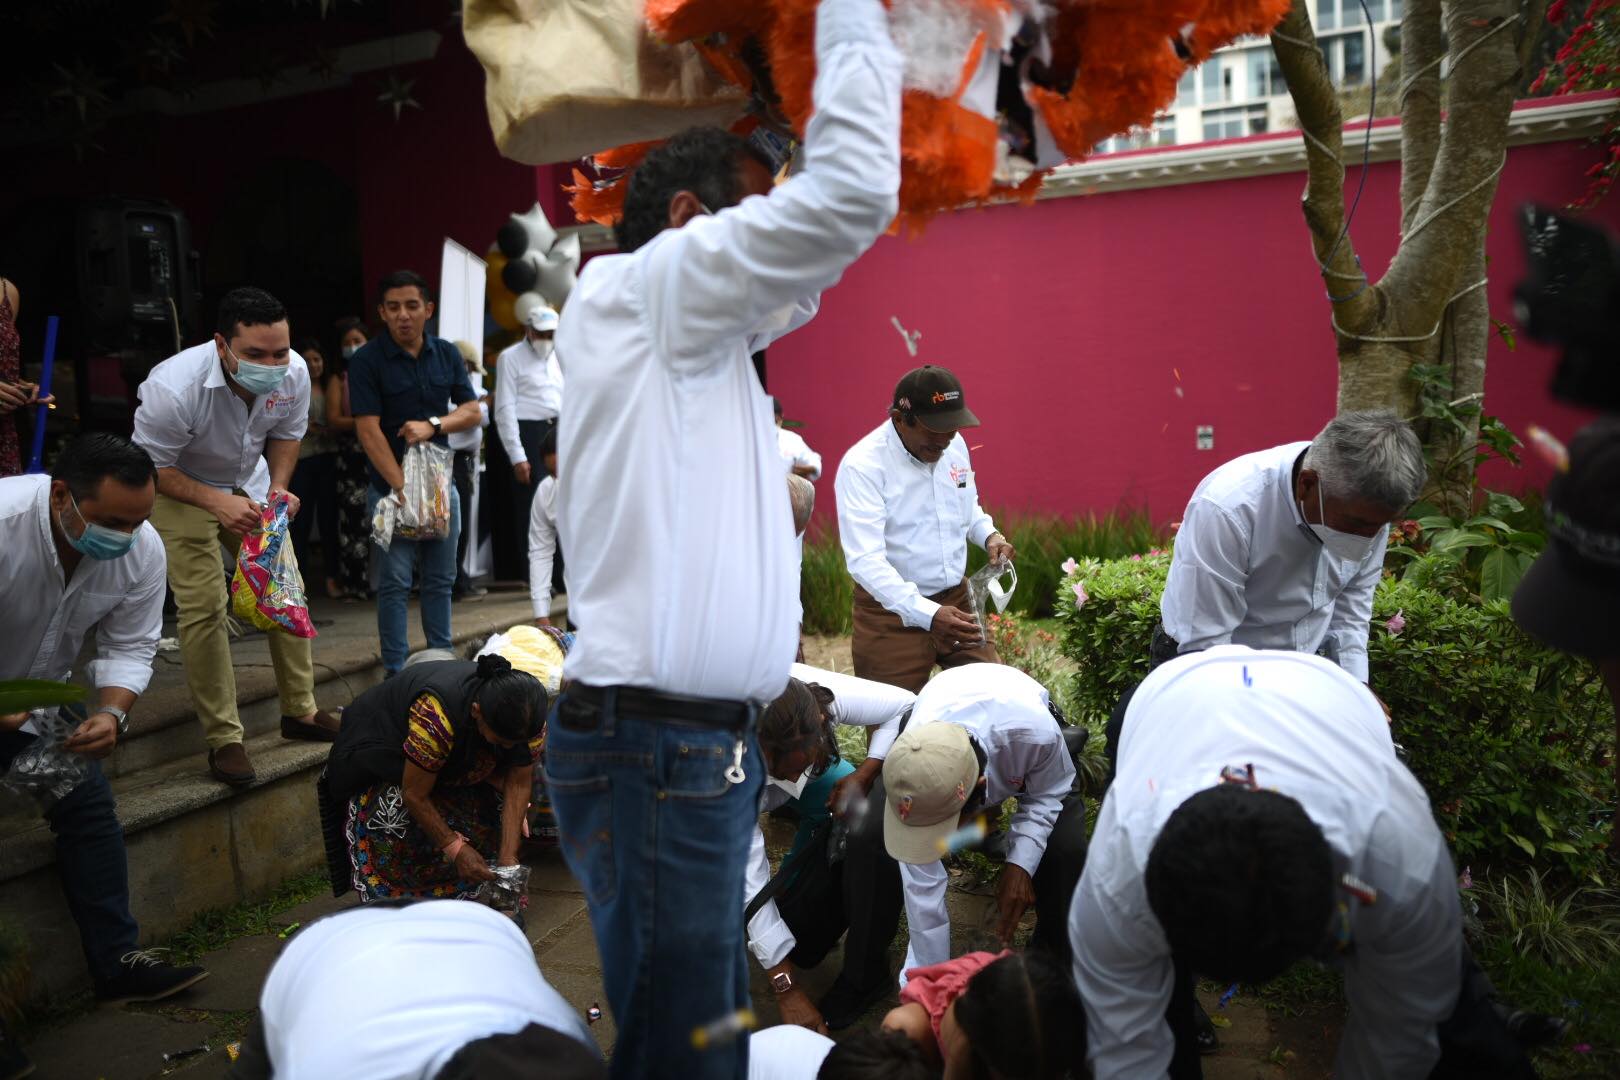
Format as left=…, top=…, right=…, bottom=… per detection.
left=20, top=630, right=1341, bottom=1077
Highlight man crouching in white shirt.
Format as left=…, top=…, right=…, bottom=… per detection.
left=1073, top=647, right=1540, bottom=1080
left=545, top=0, right=902, bottom=1074
left=0, top=435, right=208, bottom=1075
left=875, top=664, right=1087, bottom=982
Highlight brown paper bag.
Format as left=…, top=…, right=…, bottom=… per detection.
left=464, top=0, right=748, bottom=166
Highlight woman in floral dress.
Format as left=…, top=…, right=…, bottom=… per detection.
left=324, top=317, right=375, bottom=597
left=319, top=654, right=546, bottom=901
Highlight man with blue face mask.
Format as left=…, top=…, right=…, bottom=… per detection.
left=0, top=434, right=210, bottom=1075
left=1156, top=410, right=1426, bottom=686
left=134, top=287, right=338, bottom=787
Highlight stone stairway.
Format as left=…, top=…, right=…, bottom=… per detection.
left=0, top=588, right=542, bottom=1003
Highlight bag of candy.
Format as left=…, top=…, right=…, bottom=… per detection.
left=230, top=491, right=317, bottom=638
left=397, top=441, right=454, bottom=543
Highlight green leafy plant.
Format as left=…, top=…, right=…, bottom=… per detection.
left=1471, top=869, right=1620, bottom=970
left=1057, top=555, right=1613, bottom=880
left=1386, top=490, right=1547, bottom=603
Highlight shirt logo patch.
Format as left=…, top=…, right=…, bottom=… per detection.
left=896, top=794, right=914, bottom=821
left=931, top=390, right=960, bottom=405
left=264, top=393, right=293, bottom=418
left=949, top=465, right=970, bottom=488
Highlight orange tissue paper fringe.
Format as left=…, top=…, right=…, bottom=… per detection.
left=584, top=0, right=1290, bottom=230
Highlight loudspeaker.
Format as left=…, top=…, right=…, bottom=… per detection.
left=76, top=198, right=201, bottom=350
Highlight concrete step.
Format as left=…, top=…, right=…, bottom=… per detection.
left=0, top=588, right=543, bottom=1004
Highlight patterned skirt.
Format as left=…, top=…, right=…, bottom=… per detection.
left=332, top=438, right=373, bottom=594
left=344, top=782, right=510, bottom=902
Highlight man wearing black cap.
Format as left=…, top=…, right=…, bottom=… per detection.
left=834, top=365, right=1012, bottom=692
left=1512, top=417, right=1620, bottom=861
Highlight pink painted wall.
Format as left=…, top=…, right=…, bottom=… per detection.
left=767, top=106, right=1616, bottom=533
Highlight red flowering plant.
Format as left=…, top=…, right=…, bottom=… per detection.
left=1533, top=0, right=1620, bottom=207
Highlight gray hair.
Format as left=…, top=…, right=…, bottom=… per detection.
left=1302, top=409, right=1427, bottom=509
left=787, top=474, right=816, bottom=536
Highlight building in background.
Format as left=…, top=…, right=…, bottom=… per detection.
left=1098, top=0, right=1403, bottom=153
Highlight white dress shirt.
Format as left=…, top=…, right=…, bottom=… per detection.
left=836, top=421, right=998, bottom=630
left=776, top=427, right=822, bottom=481
left=556, top=0, right=901, bottom=702
left=1160, top=441, right=1388, bottom=682
left=260, top=901, right=598, bottom=1077
left=132, top=341, right=310, bottom=504
left=447, top=371, right=490, bottom=453
left=746, top=664, right=915, bottom=969
left=748, top=1026, right=836, bottom=1080
left=1071, top=647, right=1458, bottom=1080
left=528, top=475, right=560, bottom=620
left=0, top=475, right=166, bottom=731
left=494, top=338, right=564, bottom=465
left=891, top=664, right=1074, bottom=982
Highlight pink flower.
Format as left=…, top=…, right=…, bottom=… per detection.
left=1147, top=548, right=1164, bottom=557
left=1072, top=581, right=1088, bottom=609
left=1131, top=554, right=1143, bottom=562
left=1061, top=557, right=1079, bottom=576
left=1458, top=866, right=1473, bottom=890
left=1385, top=610, right=1406, bottom=636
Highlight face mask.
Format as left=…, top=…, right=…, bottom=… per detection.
left=769, top=770, right=809, bottom=801
left=58, top=493, right=136, bottom=560
left=342, top=343, right=360, bottom=360
left=224, top=342, right=288, bottom=396
left=1302, top=485, right=1377, bottom=562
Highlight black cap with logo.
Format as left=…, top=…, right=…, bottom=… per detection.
left=1511, top=417, right=1620, bottom=658
left=892, top=365, right=980, bottom=433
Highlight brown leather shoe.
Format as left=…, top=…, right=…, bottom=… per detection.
left=280, top=708, right=341, bottom=743
left=208, top=743, right=256, bottom=786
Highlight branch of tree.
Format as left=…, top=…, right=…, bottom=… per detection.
left=1399, top=0, right=1445, bottom=232
left=1382, top=0, right=1524, bottom=324
left=1517, top=0, right=1551, bottom=71
left=1272, top=0, right=1379, bottom=332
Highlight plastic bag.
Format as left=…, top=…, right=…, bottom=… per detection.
left=402, top=441, right=454, bottom=545
left=474, top=863, right=531, bottom=920
left=1, top=707, right=90, bottom=807
left=230, top=492, right=317, bottom=638
left=967, top=558, right=1017, bottom=639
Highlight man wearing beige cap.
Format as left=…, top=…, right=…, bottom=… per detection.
left=877, top=663, right=1087, bottom=982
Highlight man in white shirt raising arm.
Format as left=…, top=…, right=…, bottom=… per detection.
left=1072, top=647, right=1541, bottom=1080
left=0, top=435, right=208, bottom=1077
left=836, top=365, right=1012, bottom=692
left=545, top=0, right=901, bottom=1074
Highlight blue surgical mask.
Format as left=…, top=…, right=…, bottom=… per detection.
left=59, top=494, right=137, bottom=560
left=224, top=342, right=288, bottom=396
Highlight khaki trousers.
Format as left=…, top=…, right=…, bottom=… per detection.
left=851, top=581, right=1000, bottom=694
left=149, top=492, right=317, bottom=749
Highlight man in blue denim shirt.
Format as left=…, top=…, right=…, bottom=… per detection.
left=348, top=270, right=481, bottom=674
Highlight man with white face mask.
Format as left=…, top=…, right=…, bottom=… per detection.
left=495, top=303, right=564, bottom=568
left=1157, top=409, right=1426, bottom=685
left=135, top=287, right=337, bottom=787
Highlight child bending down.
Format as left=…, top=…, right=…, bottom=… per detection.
left=881, top=950, right=1085, bottom=1080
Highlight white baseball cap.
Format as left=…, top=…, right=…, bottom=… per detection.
left=525, top=304, right=559, bottom=333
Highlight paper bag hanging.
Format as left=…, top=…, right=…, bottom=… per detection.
left=463, top=0, right=749, bottom=166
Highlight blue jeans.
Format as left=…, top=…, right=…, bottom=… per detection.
left=367, top=487, right=461, bottom=675
left=545, top=691, right=764, bottom=1080
left=0, top=726, right=140, bottom=985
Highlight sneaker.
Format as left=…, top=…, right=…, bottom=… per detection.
left=818, top=975, right=893, bottom=1031
left=454, top=585, right=488, bottom=603
left=207, top=743, right=256, bottom=787
left=0, top=1015, right=33, bottom=1080
left=95, top=949, right=210, bottom=1005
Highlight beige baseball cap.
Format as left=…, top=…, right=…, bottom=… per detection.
left=882, top=723, right=981, bottom=864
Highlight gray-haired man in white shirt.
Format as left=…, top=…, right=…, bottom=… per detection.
left=546, top=0, right=902, bottom=1074
left=835, top=365, right=1013, bottom=693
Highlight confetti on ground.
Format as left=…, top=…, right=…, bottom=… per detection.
left=1219, top=983, right=1239, bottom=1008
left=691, top=1008, right=756, bottom=1050
left=587, top=1004, right=603, bottom=1024
left=277, top=922, right=300, bottom=939
left=225, top=1042, right=241, bottom=1063
left=1209, top=1015, right=1232, bottom=1029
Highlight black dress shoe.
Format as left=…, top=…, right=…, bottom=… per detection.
left=95, top=950, right=210, bottom=1005
left=1194, top=997, right=1220, bottom=1054
left=0, top=1015, right=33, bottom=1080
left=818, top=975, right=893, bottom=1031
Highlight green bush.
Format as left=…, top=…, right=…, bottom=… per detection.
left=799, top=510, right=1167, bottom=636
left=1056, top=554, right=1613, bottom=880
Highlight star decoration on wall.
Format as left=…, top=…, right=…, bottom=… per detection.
left=47, top=60, right=113, bottom=121
left=308, top=45, right=342, bottom=82
left=157, top=0, right=218, bottom=47
left=377, top=74, right=421, bottom=122
left=135, top=32, right=186, bottom=85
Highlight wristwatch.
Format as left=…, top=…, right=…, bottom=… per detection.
left=770, top=971, right=794, bottom=996
left=96, top=705, right=129, bottom=739
left=428, top=415, right=443, bottom=432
